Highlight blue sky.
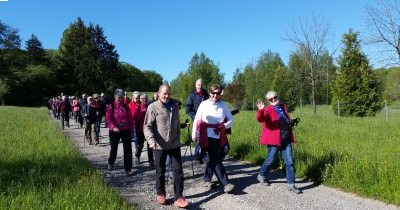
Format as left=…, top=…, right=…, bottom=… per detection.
left=0, top=0, right=378, bottom=82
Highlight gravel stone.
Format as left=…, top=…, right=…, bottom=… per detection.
left=59, top=117, right=399, bottom=210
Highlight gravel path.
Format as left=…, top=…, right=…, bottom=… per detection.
left=58, top=117, right=399, bottom=210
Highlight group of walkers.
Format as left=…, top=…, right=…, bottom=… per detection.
left=50, top=78, right=302, bottom=208
left=50, top=93, right=108, bottom=144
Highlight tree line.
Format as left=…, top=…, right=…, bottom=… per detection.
left=0, top=18, right=163, bottom=106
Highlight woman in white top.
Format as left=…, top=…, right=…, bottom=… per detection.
left=192, top=84, right=235, bottom=193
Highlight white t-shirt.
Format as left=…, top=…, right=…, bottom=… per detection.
left=192, top=99, right=233, bottom=140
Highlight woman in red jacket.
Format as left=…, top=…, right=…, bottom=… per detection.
left=256, top=91, right=301, bottom=194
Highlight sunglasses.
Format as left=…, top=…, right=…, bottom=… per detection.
left=211, top=91, right=221, bottom=96
left=268, top=96, right=278, bottom=101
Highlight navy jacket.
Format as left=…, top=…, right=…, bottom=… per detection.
left=185, top=89, right=209, bottom=120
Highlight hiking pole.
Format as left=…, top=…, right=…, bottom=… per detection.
left=186, top=123, right=195, bottom=177
left=83, top=128, right=86, bottom=148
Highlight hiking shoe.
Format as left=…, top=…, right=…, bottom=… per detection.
left=257, top=174, right=270, bottom=186
left=95, top=140, right=100, bottom=145
left=126, top=170, right=135, bottom=176
left=203, top=182, right=212, bottom=190
left=156, top=194, right=166, bottom=205
left=173, top=197, right=189, bottom=208
left=223, top=183, right=235, bottom=193
left=288, top=185, right=302, bottom=194
left=107, top=163, right=113, bottom=170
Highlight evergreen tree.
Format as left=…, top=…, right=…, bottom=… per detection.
left=25, top=34, right=47, bottom=65
left=58, top=18, right=120, bottom=95
left=89, top=24, right=120, bottom=95
left=332, top=29, right=383, bottom=116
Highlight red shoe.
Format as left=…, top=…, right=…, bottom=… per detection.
left=156, top=194, right=166, bottom=205
left=173, top=197, right=189, bottom=208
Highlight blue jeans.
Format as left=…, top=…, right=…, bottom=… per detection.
left=259, top=143, right=295, bottom=185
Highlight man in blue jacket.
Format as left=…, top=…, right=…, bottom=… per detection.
left=185, top=78, right=209, bottom=164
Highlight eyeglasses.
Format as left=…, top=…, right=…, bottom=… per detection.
left=268, top=96, right=278, bottom=101
left=211, top=91, right=221, bottom=96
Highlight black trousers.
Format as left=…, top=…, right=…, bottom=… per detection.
left=135, top=132, right=154, bottom=163
left=154, top=147, right=184, bottom=200
left=204, top=138, right=229, bottom=186
left=108, top=129, right=132, bottom=171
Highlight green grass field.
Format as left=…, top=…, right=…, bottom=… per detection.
left=0, top=106, right=133, bottom=209
left=228, top=105, right=400, bottom=205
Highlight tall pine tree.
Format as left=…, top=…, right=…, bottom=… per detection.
left=25, top=34, right=47, bottom=65
left=332, top=29, right=383, bottom=116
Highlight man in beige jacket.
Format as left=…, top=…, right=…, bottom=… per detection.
left=144, top=84, right=190, bottom=208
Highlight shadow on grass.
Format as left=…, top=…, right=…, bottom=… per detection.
left=295, top=150, right=348, bottom=185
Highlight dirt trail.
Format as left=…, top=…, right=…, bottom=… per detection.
left=58, top=117, right=399, bottom=210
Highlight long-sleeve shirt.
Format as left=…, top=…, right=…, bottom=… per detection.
left=185, top=89, right=209, bottom=120
left=192, top=99, right=233, bottom=140
left=106, top=101, right=133, bottom=132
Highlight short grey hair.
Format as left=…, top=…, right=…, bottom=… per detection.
left=140, top=94, right=148, bottom=99
left=265, top=91, right=278, bottom=100
left=132, top=91, right=140, bottom=97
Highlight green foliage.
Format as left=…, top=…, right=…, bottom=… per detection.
left=143, top=70, right=163, bottom=92
left=0, top=106, right=133, bottom=209
left=381, top=67, right=400, bottom=102
left=170, top=52, right=224, bottom=102
left=57, top=18, right=121, bottom=96
left=25, top=34, right=47, bottom=65
left=0, top=20, right=21, bottom=50
left=229, top=105, right=400, bottom=205
left=332, top=29, right=383, bottom=116
left=120, top=63, right=163, bottom=92
left=223, top=82, right=245, bottom=109
left=234, top=51, right=285, bottom=110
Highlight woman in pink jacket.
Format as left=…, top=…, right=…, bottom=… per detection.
left=72, top=96, right=80, bottom=124
left=106, top=89, right=135, bottom=176
left=256, top=91, right=301, bottom=194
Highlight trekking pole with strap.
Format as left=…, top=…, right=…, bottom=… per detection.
left=184, top=120, right=195, bottom=177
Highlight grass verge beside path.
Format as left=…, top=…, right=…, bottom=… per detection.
left=0, top=106, right=133, bottom=209
left=229, top=105, right=400, bottom=206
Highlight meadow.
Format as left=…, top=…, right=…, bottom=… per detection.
left=227, top=105, right=400, bottom=205
left=0, top=106, right=133, bottom=209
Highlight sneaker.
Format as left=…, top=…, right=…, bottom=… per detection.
left=126, top=170, right=135, bottom=176
left=107, top=163, right=113, bottom=170
left=223, top=183, right=235, bottom=193
left=156, top=194, right=166, bottom=205
left=173, top=197, right=189, bottom=208
left=257, top=174, right=270, bottom=186
left=288, top=185, right=302, bottom=194
left=203, top=181, right=212, bottom=190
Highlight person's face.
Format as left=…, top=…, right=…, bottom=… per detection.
left=115, top=95, right=123, bottom=102
left=133, top=95, right=140, bottom=104
left=140, top=98, right=148, bottom=104
left=209, top=88, right=222, bottom=103
left=267, top=95, right=279, bottom=106
left=195, top=81, right=202, bottom=92
left=158, top=86, right=170, bottom=103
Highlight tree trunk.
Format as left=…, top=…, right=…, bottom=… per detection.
left=311, top=66, right=317, bottom=114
